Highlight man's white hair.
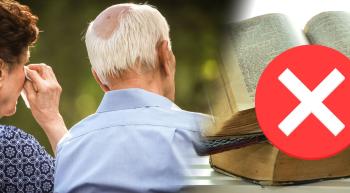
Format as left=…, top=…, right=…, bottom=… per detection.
left=85, top=3, right=171, bottom=84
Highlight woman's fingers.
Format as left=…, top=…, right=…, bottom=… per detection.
left=26, top=63, right=44, bottom=76
left=23, top=80, right=36, bottom=101
left=27, top=63, right=54, bottom=79
left=25, top=69, right=45, bottom=91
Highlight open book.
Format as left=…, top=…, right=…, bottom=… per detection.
left=209, top=11, right=350, bottom=184
left=208, top=11, right=350, bottom=137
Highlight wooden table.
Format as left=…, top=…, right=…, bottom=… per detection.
left=182, top=157, right=350, bottom=193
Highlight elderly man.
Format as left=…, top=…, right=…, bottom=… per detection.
left=25, top=3, right=209, bottom=193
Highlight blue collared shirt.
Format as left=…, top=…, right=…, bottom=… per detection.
left=54, top=88, right=209, bottom=193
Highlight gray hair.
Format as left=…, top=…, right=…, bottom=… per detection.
left=85, top=4, right=171, bottom=84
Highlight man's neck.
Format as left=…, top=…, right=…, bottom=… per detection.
left=108, top=76, right=164, bottom=97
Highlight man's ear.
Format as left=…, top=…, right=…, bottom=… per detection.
left=91, top=68, right=110, bottom=92
left=157, top=40, right=172, bottom=77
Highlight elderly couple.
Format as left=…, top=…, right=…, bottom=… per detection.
left=0, top=1, right=210, bottom=193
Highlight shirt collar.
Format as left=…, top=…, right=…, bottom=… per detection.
left=96, top=88, right=180, bottom=113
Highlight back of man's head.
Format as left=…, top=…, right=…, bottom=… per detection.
left=85, top=3, right=171, bottom=85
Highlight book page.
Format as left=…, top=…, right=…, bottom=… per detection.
left=220, top=37, right=252, bottom=111
left=224, top=13, right=308, bottom=110
left=305, top=11, right=350, bottom=57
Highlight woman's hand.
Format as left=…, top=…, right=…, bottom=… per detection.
left=23, top=63, right=67, bottom=155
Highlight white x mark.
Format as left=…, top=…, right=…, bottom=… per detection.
left=278, top=68, right=345, bottom=136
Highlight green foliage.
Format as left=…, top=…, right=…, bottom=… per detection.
left=1, top=0, right=227, bottom=154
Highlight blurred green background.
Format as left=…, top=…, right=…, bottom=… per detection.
left=1, top=0, right=230, bottom=155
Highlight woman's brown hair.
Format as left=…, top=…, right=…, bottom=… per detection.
left=0, top=0, right=38, bottom=67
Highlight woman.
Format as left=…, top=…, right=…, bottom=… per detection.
left=0, top=0, right=66, bottom=192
